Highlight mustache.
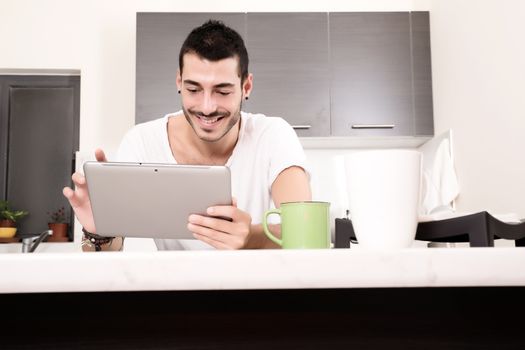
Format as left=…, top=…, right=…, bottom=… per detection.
left=188, top=109, right=229, bottom=118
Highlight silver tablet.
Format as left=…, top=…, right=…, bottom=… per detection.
left=83, top=161, right=232, bottom=239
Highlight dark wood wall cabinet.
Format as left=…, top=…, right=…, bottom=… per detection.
left=136, top=12, right=434, bottom=137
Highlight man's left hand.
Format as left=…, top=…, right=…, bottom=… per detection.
left=187, top=198, right=253, bottom=249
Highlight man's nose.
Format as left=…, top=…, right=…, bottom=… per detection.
left=199, top=92, right=217, bottom=115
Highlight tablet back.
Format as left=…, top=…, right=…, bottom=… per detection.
left=83, top=162, right=232, bottom=239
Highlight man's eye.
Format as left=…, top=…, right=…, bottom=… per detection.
left=217, top=91, right=231, bottom=96
left=187, top=88, right=199, bottom=93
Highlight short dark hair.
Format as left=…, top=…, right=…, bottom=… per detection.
left=179, top=20, right=249, bottom=83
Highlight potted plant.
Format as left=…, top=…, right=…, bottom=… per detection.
left=47, top=206, right=69, bottom=241
left=0, top=200, right=29, bottom=238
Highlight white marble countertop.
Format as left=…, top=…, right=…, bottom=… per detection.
left=1, top=248, right=524, bottom=294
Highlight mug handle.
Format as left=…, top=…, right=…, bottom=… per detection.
left=262, top=209, right=282, bottom=246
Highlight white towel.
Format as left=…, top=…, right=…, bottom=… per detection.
left=418, top=130, right=460, bottom=216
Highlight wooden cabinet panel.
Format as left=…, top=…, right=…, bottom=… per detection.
left=411, top=12, right=434, bottom=136
left=330, top=12, right=414, bottom=136
left=244, top=13, right=331, bottom=137
left=136, top=13, right=246, bottom=124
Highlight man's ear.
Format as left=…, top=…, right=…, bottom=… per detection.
left=176, top=69, right=182, bottom=91
left=242, top=73, right=253, bottom=99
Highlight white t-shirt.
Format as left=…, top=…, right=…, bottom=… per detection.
left=116, top=110, right=309, bottom=250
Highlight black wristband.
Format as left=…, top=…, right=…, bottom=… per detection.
left=82, top=228, right=115, bottom=251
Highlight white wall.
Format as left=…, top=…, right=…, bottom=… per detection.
left=1, top=0, right=523, bottom=236
left=429, top=0, right=525, bottom=216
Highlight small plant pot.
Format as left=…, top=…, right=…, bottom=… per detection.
left=0, top=219, right=16, bottom=228
left=48, top=223, right=69, bottom=239
left=0, top=227, right=17, bottom=238
left=0, top=219, right=17, bottom=238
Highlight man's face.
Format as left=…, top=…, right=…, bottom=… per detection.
left=177, top=53, right=252, bottom=143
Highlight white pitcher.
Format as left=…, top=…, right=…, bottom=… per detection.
left=344, top=149, right=422, bottom=249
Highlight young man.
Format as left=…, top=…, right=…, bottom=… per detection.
left=63, top=20, right=311, bottom=251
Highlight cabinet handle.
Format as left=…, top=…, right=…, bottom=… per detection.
left=292, top=125, right=312, bottom=130
left=351, top=124, right=395, bottom=129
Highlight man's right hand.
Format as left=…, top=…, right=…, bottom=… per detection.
left=62, top=148, right=107, bottom=234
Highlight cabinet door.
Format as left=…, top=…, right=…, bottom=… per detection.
left=136, top=13, right=246, bottom=124
left=0, top=75, right=79, bottom=238
left=330, top=12, right=413, bottom=136
left=244, top=13, right=330, bottom=137
left=411, top=12, right=434, bottom=136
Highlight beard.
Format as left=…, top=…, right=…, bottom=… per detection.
left=182, top=99, right=242, bottom=143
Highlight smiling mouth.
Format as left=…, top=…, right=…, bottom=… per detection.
left=197, top=115, right=224, bottom=125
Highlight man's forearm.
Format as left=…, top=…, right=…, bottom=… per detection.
left=246, top=224, right=281, bottom=249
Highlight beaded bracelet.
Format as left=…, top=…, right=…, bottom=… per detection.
left=82, top=228, right=115, bottom=251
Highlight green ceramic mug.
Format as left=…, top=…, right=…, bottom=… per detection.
left=262, top=201, right=331, bottom=249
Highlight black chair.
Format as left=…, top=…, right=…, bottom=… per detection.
left=334, top=211, right=525, bottom=248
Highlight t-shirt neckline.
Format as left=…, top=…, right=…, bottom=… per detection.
left=162, top=110, right=246, bottom=166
